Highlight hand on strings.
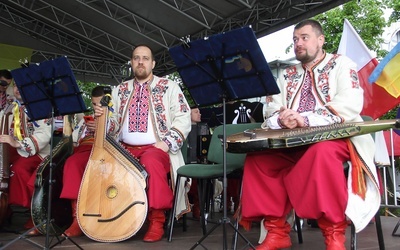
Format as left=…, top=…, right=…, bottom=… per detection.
left=278, top=107, right=305, bottom=129
left=0, top=134, right=21, bottom=148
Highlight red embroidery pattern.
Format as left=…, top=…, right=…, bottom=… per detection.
left=297, top=70, right=316, bottom=113
left=178, top=93, right=189, bottom=113
left=350, top=69, right=360, bottom=88
left=317, top=71, right=330, bottom=102
left=152, top=80, right=169, bottom=133
left=112, top=82, right=130, bottom=134
left=128, top=81, right=150, bottom=133
left=115, top=78, right=172, bottom=135
left=316, top=55, right=338, bottom=102
left=284, top=67, right=301, bottom=103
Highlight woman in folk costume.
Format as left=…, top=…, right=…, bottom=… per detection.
left=0, top=82, right=52, bottom=235
left=238, top=19, right=380, bottom=250
left=93, top=45, right=191, bottom=242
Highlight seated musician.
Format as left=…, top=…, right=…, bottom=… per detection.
left=93, top=44, right=191, bottom=242
left=0, top=80, right=52, bottom=235
left=238, top=19, right=380, bottom=250
left=59, top=85, right=105, bottom=237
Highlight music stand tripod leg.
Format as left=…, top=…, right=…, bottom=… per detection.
left=189, top=97, right=256, bottom=250
left=45, top=135, right=83, bottom=250
left=0, top=220, right=47, bottom=249
left=35, top=110, right=83, bottom=250
left=41, top=109, right=83, bottom=250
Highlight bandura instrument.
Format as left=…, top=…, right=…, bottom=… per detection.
left=77, top=93, right=148, bottom=242
left=0, top=112, right=11, bottom=225
left=226, top=119, right=400, bottom=153
left=31, top=115, right=74, bottom=234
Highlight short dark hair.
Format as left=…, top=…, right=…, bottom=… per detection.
left=133, top=44, right=155, bottom=61
left=0, top=69, right=12, bottom=80
left=91, top=85, right=106, bottom=97
left=294, top=19, right=324, bottom=36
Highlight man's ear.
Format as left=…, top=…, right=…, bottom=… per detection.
left=319, top=35, right=325, bottom=46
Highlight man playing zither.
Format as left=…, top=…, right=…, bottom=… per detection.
left=238, top=19, right=380, bottom=250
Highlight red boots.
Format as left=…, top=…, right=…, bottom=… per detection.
left=256, top=216, right=292, bottom=250
left=143, top=209, right=165, bottom=242
left=317, top=217, right=347, bottom=250
left=24, top=216, right=40, bottom=236
left=63, top=200, right=83, bottom=237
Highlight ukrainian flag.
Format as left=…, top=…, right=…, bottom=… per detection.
left=369, top=42, right=400, bottom=98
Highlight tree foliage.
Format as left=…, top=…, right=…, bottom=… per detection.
left=166, top=71, right=197, bottom=108
left=315, top=0, right=387, bottom=58
left=384, top=0, right=400, bottom=24
left=76, top=80, right=106, bottom=114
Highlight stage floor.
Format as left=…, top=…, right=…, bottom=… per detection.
left=1, top=208, right=400, bottom=250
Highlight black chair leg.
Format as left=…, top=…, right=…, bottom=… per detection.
left=182, top=214, right=187, bottom=232
left=350, top=212, right=385, bottom=250
left=167, top=174, right=181, bottom=242
left=198, top=178, right=208, bottom=235
left=231, top=178, right=243, bottom=250
left=294, top=214, right=303, bottom=244
left=203, top=179, right=213, bottom=220
left=350, top=223, right=356, bottom=250
left=374, top=213, right=385, bottom=250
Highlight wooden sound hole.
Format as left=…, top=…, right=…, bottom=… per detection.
left=106, top=185, right=118, bottom=199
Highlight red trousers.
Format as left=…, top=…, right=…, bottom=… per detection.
left=60, top=144, right=93, bottom=199
left=8, top=153, right=43, bottom=208
left=241, top=140, right=350, bottom=224
left=125, top=145, right=173, bottom=210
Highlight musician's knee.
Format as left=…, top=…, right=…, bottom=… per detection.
left=141, top=149, right=170, bottom=174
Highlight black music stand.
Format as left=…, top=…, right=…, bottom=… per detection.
left=169, top=26, right=280, bottom=249
left=3, top=57, right=86, bottom=250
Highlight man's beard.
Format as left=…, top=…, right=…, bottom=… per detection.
left=134, top=68, right=149, bottom=80
left=295, top=52, right=314, bottom=64
left=296, top=53, right=316, bottom=64
left=295, top=45, right=321, bottom=64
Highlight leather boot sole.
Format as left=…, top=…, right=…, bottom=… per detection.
left=143, top=231, right=164, bottom=242
left=255, top=236, right=292, bottom=250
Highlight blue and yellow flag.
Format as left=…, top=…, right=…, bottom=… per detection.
left=368, top=42, right=400, bottom=98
